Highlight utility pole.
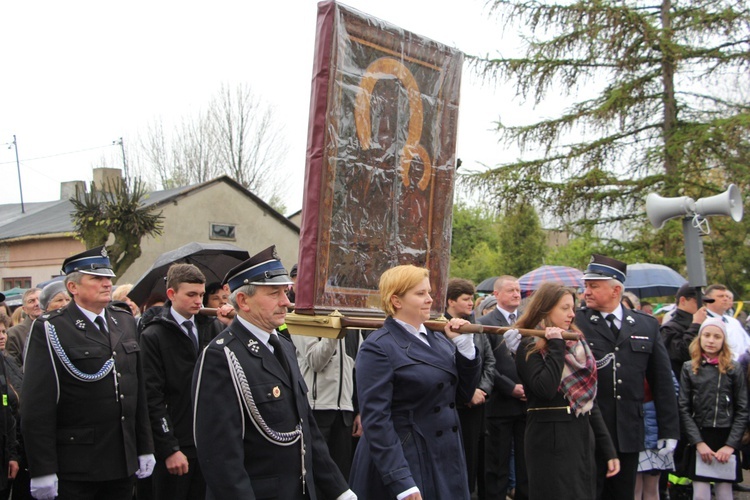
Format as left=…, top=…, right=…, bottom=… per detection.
left=12, top=135, right=25, bottom=213
left=114, top=137, right=128, bottom=179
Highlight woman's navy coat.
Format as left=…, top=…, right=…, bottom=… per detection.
left=350, top=317, right=481, bottom=499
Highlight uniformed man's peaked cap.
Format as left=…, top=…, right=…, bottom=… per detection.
left=62, top=246, right=116, bottom=277
left=223, top=246, right=293, bottom=292
left=582, top=254, right=626, bottom=284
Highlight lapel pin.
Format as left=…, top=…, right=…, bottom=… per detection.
left=626, top=316, right=635, bottom=325
left=216, top=338, right=225, bottom=345
left=248, top=339, right=260, bottom=354
left=75, top=319, right=87, bottom=330
left=590, top=315, right=599, bottom=324
left=111, top=316, right=118, bottom=325
left=272, top=386, right=281, bottom=398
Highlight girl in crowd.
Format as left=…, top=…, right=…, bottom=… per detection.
left=679, top=317, right=748, bottom=500
left=350, top=265, right=481, bottom=499
left=514, top=282, right=619, bottom=499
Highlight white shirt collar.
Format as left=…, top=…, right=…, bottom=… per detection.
left=236, top=315, right=275, bottom=348
left=75, top=302, right=106, bottom=325
left=496, top=306, right=518, bottom=324
left=394, top=318, right=429, bottom=345
left=170, top=309, right=195, bottom=335
left=601, top=304, right=623, bottom=323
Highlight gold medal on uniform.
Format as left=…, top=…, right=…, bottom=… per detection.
left=272, top=386, right=281, bottom=398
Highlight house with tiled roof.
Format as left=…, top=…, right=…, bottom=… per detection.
left=0, top=169, right=300, bottom=293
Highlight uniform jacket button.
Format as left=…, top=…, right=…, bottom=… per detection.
left=437, top=383, right=444, bottom=389
left=452, top=426, right=458, bottom=432
left=436, top=430, right=443, bottom=437
left=433, top=406, right=440, bottom=413
left=449, top=402, right=455, bottom=409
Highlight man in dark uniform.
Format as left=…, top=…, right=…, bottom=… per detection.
left=192, top=246, right=355, bottom=500
left=22, top=246, right=155, bottom=500
left=576, top=255, right=679, bottom=500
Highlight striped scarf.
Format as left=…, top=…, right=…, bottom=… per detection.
left=559, top=339, right=597, bottom=416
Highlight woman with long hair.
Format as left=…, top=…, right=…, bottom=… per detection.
left=679, top=317, right=748, bottom=500
left=350, top=265, right=481, bottom=499
left=515, top=282, right=619, bottom=499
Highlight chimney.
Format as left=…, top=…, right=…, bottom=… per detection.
left=61, top=181, right=86, bottom=200
left=93, top=167, right=124, bottom=193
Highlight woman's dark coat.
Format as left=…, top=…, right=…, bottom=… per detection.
left=350, top=317, right=481, bottom=499
left=516, top=338, right=617, bottom=500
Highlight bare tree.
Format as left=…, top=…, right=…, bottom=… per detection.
left=211, top=83, right=287, bottom=201
left=133, top=83, right=288, bottom=205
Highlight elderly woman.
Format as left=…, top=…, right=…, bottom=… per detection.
left=350, top=265, right=481, bottom=500
left=39, top=281, right=70, bottom=312
left=515, top=282, right=620, bottom=499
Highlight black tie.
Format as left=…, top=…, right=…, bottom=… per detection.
left=268, top=334, right=291, bottom=379
left=606, top=314, right=620, bottom=337
left=508, top=313, right=516, bottom=324
left=183, top=321, right=198, bottom=352
left=94, top=316, right=108, bottom=333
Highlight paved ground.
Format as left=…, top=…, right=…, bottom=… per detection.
left=733, top=470, right=750, bottom=499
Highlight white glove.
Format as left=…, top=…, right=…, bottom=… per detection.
left=335, top=489, right=358, bottom=500
left=503, top=329, right=522, bottom=354
left=136, top=453, right=156, bottom=479
left=656, top=438, right=678, bottom=457
left=30, top=474, right=58, bottom=500
left=451, top=333, right=476, bottom=360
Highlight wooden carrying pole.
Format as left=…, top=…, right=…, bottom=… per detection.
left=201, top=309, right=580, bottom=341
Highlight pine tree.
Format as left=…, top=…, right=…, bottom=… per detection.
left=466, top=0, right=750, bottom=293
left=467, top=0, right=749, bottom=225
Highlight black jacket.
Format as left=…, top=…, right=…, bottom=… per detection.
left=22, top=302, right=153, bottom=481
left=140, top=303, right=222, bottom=460
left=576, top=307, right=679, bottom=453
left=477, top=308, right=525, bottom=417
left=660, top=308, right=701, bottom=379
left=193, top=318, right=350, bottom=500
left=679, top=359, right=749, bottom=449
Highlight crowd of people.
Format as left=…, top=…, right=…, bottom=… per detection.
left=1, top=247, right=750, bottom=500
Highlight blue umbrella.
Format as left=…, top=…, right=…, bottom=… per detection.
left=624, top=263, right=687, bottom=299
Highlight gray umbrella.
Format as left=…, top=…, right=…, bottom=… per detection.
left=623, top=263, right=687, bottom=299
left=476, top=276, right=499, bottom=294
left=128, top=242, right=250, bottom=306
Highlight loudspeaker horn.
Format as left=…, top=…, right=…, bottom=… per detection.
left=694, top=184, right=743, bottom=222
left=646, top=193, right=696, bottom=229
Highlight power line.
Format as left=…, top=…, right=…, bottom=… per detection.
left=0, top=142, right=116, bottom=165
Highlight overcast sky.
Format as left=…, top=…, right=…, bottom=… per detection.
left=0, top=0, right=543, bottom=215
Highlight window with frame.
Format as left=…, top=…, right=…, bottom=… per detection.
left=3, top=277, right=31, bottom=290
left=209, top=223, right=237, bottom=241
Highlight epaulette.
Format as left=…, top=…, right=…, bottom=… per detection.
left=629, top=309, right=657, bottom=321
left=39, top=308, right=65, bottom=322
left=108, top=301, right=134, bottom=315
left=209, top=329, right=237, bottom=349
